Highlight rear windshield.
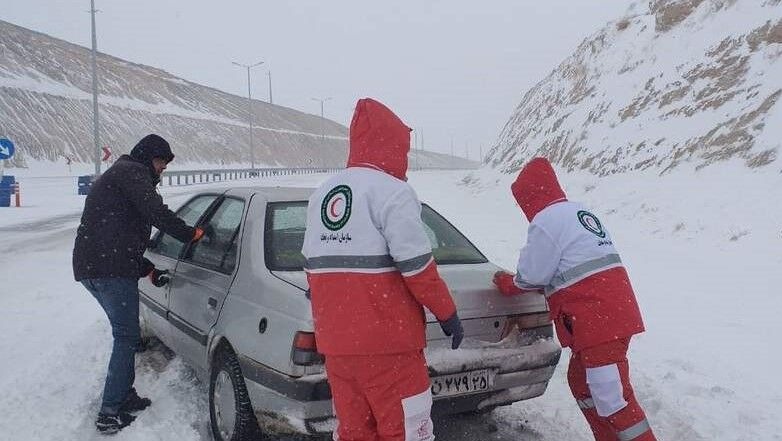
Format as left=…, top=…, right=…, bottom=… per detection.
left=265, top=202, right=487, bottom=271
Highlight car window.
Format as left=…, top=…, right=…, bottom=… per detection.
left=420, top=205, right=488, bottom=264
left=185, top=197, right=245, bottom=274
left=155, top=195, right=218, bottom=259
left=265, top=202, right=308, bottom=271
left=264, top=202, right=486, bottom=271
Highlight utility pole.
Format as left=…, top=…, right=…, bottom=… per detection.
left=450, top=136, right=454, bottom=157
left=232, top=60, right=264, bottom=169
left=267, top=71, right=273, bottom=104
left=413, top=129, right=419, bottom=171
left=479, top=143, right=483, bottom=163
left=311, top=97, right=332, bottom=144
left=90, top=0, right=101, bottom=176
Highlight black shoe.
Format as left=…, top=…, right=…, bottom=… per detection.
left=95, top=412, right=135, bottom=435
left=120, top=388, right=151, bottom=413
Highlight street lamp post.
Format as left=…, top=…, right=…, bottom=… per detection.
left=267, top=71, right=273, bottom=104
left=232, top=60, right=264, bottom=169
left=90, top=0, right=101, bottom=176
left=311, top=97, right=332, bottom=143
left=414, top=129, right=419, bottom=171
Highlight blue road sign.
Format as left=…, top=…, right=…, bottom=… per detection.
left=0, top=139, right=15, bottom=160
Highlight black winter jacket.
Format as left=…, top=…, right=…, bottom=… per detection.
left=72, top=155, right=195, bottom=281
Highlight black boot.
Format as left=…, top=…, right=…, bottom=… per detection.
left=95, top=411, right=135, bottom=434
left=120, top=387, right=152, bottom=413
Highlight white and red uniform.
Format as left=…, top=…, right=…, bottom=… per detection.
left=302, top=98, right=456, bottom=441
left=499, top=158, right=656, bottom=441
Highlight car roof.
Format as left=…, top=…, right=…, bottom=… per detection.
left=223, top=186, right=315, bottom=202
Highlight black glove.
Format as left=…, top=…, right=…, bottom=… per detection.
left=439, top=312, right=464, bottom=350
left=148, top=268, right=170, bottom=287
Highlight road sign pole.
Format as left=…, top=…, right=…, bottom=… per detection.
left=90, top=0, right=101, bottom=176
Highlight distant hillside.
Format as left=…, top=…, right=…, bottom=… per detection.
left=486, top=0, right=782, bottom=175
left=0, top=20, right=475, bottom=171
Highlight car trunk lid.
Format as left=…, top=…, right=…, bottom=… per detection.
left=271, top=262, right=548, bottom=344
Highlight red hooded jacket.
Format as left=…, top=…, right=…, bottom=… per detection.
left=301, top=98, right=456, bottom=355
left=507, top=158, right=645, bottom=352
left=347, top=98, right=410, bottom=180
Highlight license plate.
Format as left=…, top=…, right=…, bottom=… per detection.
left=430, top=369, right=494, bottom=398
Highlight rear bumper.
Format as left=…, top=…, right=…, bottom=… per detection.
left=427, top=333, right=562, bottom=414
left=239, top=355, right=335, bottom=435
left=240, top=334, right=561, bottom=435
left=244, top=377, right=335, bottom=435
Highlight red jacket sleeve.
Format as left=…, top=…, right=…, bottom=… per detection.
left=402, top=260, right=456, bottom=322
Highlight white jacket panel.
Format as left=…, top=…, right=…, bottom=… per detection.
left=302, top=167, right=433, bottom=274
left=515, top=201, right=622, bottom=295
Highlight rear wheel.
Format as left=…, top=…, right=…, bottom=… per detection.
left=209, top=346, right=261, bottom=441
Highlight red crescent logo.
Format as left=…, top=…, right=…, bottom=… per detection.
left=329, top=197, right=342, bottom=218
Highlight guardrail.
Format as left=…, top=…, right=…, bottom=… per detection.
left=158, top=164, right=477, bottom=187
left=76, top=164, right=478, bottom=195
left=159, top=167, right=342, bottom=187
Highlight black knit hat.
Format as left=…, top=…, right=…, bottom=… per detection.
left=129, top=134, right=175, bottom=164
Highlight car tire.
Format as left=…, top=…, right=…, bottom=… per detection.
left=209, top=346, right=261, bottom=441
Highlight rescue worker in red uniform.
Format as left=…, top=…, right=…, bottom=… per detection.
left=302, top=98, right=463, bottom=441
left=493, top=157, right=656, bottom=441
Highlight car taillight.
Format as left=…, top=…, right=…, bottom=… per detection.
left=291, top=331, right=324, bottom=366
left=500, top=312, right=552, bottom=340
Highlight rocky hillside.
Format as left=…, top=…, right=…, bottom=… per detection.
left=486, top=0, right=782, bottom=175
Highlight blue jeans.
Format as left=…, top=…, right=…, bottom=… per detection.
left=82, top=278, right=140, bottom=415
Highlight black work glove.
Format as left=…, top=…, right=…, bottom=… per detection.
left=148, top=268, right=170, bottom=287
left=439, top=312, right=464, bottom=350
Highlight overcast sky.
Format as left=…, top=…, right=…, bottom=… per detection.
left=2, top=1, right=636, bottom=158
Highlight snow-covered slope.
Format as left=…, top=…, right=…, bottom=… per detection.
left=487, top=0, right=782, bottom=175
left=0, top=21, right=347, bottom=165
left=0, top=20, right=477, bottom=171
left=0, top=20, right=349, bottom=168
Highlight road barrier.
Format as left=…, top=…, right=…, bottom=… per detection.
left=0, top=175, right=15, bottom=207
left=75, top=164, right=478, bottom=194
left=159, top=167, right=343, bottom=187
left=13, top=182, right=20, bottom=207
left=77, top=175, right=94, bottom=195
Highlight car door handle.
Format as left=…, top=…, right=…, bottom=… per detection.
left=207, top=297, right=218, bottom=309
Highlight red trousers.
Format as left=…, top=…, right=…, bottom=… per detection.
left=567, top=339, right=656, bottom=441
left=325, top=350, right=434, bottom=441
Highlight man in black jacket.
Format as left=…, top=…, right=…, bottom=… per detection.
left=73, top=134, right=204, bottom=434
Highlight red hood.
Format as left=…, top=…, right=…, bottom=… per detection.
left=511, top=157, right=567, bottom=222
left=347, top=98, right=411, bottom=180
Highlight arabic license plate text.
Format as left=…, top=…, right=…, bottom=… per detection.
left=430, top=369, right=493, bottom=398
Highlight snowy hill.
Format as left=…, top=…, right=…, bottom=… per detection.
left=0, top=20, right=476, bottom=171
left=0, top=21, right=345, bottom=169
left=486, top=0, right=782, bottom=175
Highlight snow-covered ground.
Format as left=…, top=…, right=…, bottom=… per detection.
left=0, top=165, right=780, bottom=440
